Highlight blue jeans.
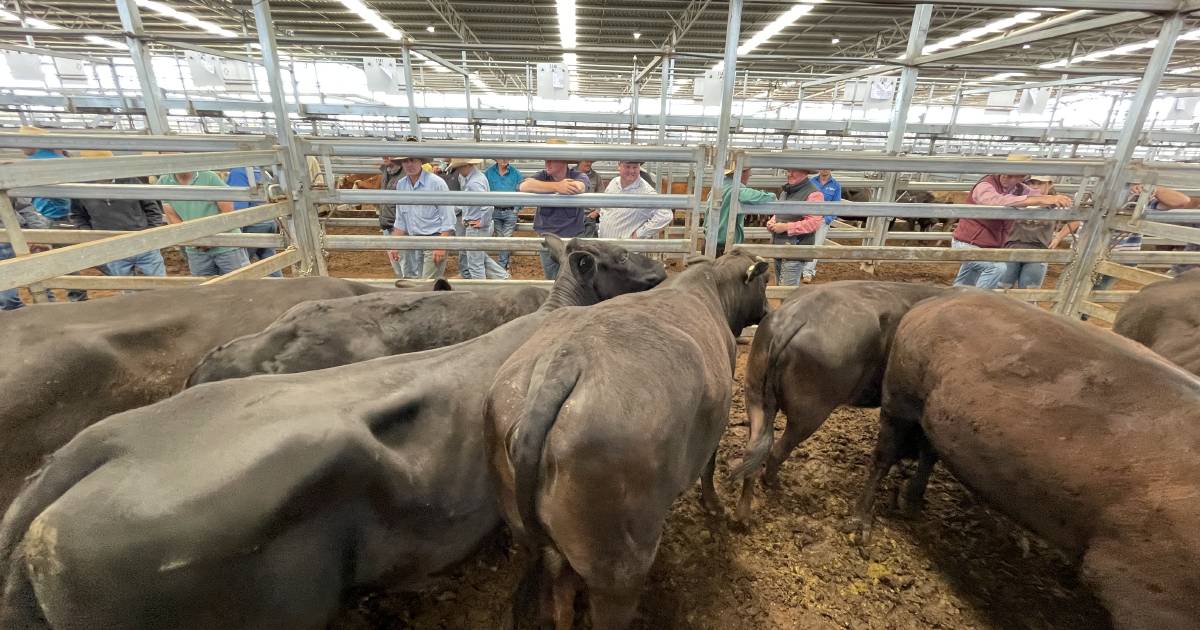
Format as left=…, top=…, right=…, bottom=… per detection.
left=801, top=222, right=830, bottom=280
left=539, top=248, right=561, bottom=280
left=999, top=261, right=1047, bottom=289
left=0, top=243, right=21, bottom=310
left=104, top=250, right=166, bottom=277
left=952, top=239, right=1006, bottom=289
left=241, top=221, right=283, bottom=278
left=772, top=233, right=814, bottom=287
left=1170, top=242, right=1198, bottom=277
left=185, top=248, right=250, bottom=276
left=492, top=207, right=518, bottom=270
left=461, top=224, right=510, bottom=279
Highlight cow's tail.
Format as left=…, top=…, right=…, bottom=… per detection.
left=0, top=440, right=114, bottom=627
left=730, top=310, right=806, bottom=481
left=506, top=353, right=582, bottom=546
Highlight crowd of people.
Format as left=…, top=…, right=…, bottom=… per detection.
left=5, top=129, right=1197, bottom=309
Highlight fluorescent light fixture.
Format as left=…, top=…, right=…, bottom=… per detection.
left=831, top=36, right=840, bottom=44
left=0, top=9, right=128, bottom=50
left=410, top=51, right=450, bottom=74
left=337, top=0, right=404, bottom=40
left=469, top=73, right=495, bottom=95
left=1022, top=43, right=1031, bottom=49
left=708, top=2, right=817, bottom=73
left=137, top=0, right=237, bottom=38
left=1040, top=28, right=1200, bottom=69
left=426, top=24, right=435, bottom=33
left=738, top=3, right=814, bottom=56
left=1169, top=65, right=1200, bottom=75
left=979, top=71, right=1027, bottom=81
left=922, top=11, right=1042, bottom=55
left=633, top=31, right=641, bottom=40
left=556, top=0, right=577, bottom=50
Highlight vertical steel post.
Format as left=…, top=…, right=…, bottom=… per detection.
left=864, top=3, right=932, bottom=267
left=658, top=54, right=670, bottom=145
left=704, top=0, right=743, bottom=258
left=723, top=151, right=745, bottom=257
left=401, top=45, right=422, bottom=140
left=948, top=75, right=965, bottom=131
left=462, top=51, right=474, bottom=132
left=631, top=58, right=640, bottom=143
left=115, top=0, right=169, bottom=134
left=1054, top=13, right=1184, bottom=316
left=525, top=61, right=534, bottom=142
left=252, top=0, right=327, bottom=275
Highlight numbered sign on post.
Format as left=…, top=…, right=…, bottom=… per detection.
left=186, top=51, right=226, bottom=89
left=363, top=57, right=403, bottom=95
left=537, top=63, right=570, bottom=100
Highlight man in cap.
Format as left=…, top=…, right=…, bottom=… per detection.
left=452, top=157, right=509, bottom=279
left=224, top=166, right=281, bottom=277
left=708, top=165, right=776, bottom=256
left=70, top=150, right=167, bottom=279
left=20, top=126, right=89, bottom=301
left=393, top=154, right=456, bottom=279
left=767, top=167, right=826, bottom=285
left=801, top=168, right=842, bottom=283
left=598, top=160, right=671, bottom=240
left=519, top=139, right=591, bottom=278
left=952, top=154, right=1072, bottom=288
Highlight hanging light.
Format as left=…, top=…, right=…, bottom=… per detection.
left=1022, top=43, right=1031, bottom=49
left=426, top=24, right=435, bottom=33
left=633, top=31, right=641, bottom=40
left=831, top=34, right=840, bottom=44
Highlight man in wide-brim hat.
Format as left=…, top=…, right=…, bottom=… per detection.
left=392, top=149, right=455, bottom=280
left=449, top=158, right=509, bottom=280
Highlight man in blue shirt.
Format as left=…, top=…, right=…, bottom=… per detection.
left=518, top=155, right=589, bottom=279
left=454, top=158, right=509, bottom=280
left=21, top=127, right=86, bottom=301
left=225, top=167, right=282, bottom=277
left=393, top=157, right=456, bottom=279
left=484, top=158, right=523, bottom=272
left=803, top=169, right=842, bottom=283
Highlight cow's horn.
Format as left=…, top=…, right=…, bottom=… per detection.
left=745, top=263, right=757, bottom=282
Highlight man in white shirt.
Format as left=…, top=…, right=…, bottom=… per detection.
left=598, top=161, right=673, bottom=239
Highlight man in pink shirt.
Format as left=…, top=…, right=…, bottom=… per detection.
left=952, top=158, right=1072, bottom=288
left=767, top=167, right=827, bottom=285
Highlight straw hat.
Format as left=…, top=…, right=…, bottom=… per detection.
left=447, top=157, right=483, bottom=170
left=547, top=138, right=567, bottom=145
left=1004, top=153, right=1033, bottom=175
left=19, top=125, right=47, bottom=135
left=1027, top=175, right=1055, bottom=183
left=78, top=149, right=114, bottom=158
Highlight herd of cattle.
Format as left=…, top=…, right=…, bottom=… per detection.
left=0, top=238, right=1196, bottom=629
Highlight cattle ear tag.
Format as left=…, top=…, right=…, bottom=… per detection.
left=745, top=261, right=768, bottom=283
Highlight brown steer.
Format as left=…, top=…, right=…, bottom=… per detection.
left=854, top=290, right=1200, bottom=630
left=1113, top=269, right=1200, bottom=376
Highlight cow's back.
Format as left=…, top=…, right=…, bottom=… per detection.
left=0, top=277, right=380, bottom=509
left=1113, top=271, right=1200, bottom=375
left=888, top=291, right=1200, bottom=553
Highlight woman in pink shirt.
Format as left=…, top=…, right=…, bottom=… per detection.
left=766, top=168, right=826, bottom=286
left=952, top=160, right=1072, bottom=288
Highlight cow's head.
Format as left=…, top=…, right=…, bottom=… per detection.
left=544, top=234, right=667, bottom=299
left=678, top=250, right=770, bottom=333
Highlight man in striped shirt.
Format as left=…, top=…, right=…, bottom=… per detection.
left=598, top=161, right=673, bottom=240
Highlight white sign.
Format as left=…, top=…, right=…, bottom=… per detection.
left=186, top=50, right=226, bottom=89
left=1018, top=87, right=1050, bottom=114
left=986, top=90, right=1017, bottom=108
left=3, top=52, right=43, bottom=81
left=53, top=57, right=88, bottom=86
left=363, top=57, right=403, bottom=95
left=1167, top=96, right=1199, bottom=121
left=536, top=62, right=570, bottom=100
left=843, top=81, right=870, bottom=102
left=866, top=77, right=895, bottom=110
left=693, top=68, right=723, bottom=107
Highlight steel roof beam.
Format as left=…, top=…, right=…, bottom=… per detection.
left=823, top=0, right=1181, bottom=11
left=915, top=10, right=1153, bottom=66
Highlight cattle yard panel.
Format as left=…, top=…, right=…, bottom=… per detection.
left=0, top=136, right=301, bottom=294
left=729, top=145, right=1200, bottom=313
left=305, top=139, right=708, bottom=259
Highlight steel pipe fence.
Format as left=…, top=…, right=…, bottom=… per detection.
left=323, top=235, right=691, bottom=254
left=0, top=229, right=287, bottom=249
left=7, top=184, right=267, bottom=203
left=0, top=150, right=283, bottom=189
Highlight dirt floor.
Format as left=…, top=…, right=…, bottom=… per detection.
left=332, top=346, right=1110, bottom=630
left=325, top=225, right=1113, bottom=630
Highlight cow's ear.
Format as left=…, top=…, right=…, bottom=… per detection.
left=432, top=278, right=453, bottom=291
left=568, top=251, right=595, bottom=282
left=745, top=260, right=769, bottom=284
left=544, top=234, right=566, bottom=264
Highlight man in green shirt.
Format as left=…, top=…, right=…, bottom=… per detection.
left=708, top=166, right=777, bottom=255
left=157, top=170, right=250, bottom=276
